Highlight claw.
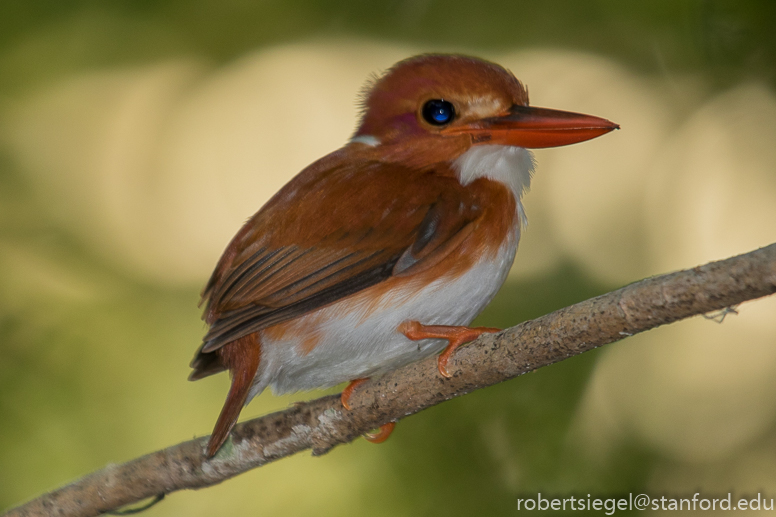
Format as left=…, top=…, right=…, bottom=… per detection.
left=341, top=379, right=397, bottom=444
left=400, top=321, right=500, bottom=378
left=341, top=378, right=368, bottom=410
left=364, top=422, right=396, bottom=443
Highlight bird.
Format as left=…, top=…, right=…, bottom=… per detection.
left=189, top=54, right=618, bottom=457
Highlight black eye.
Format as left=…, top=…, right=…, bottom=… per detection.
left=422, top=99, right=455, bottom=126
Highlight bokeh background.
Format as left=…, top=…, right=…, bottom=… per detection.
left=2, top=1, right=776, bottom=515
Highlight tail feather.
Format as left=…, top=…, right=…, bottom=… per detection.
left=206, top=333, right=262, bottom=457
left=188, top=348, right=226, bottom=381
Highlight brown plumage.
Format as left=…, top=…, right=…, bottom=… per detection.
left=190, top=54, right=618, bottom=457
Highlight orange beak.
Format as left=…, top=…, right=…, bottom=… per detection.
left=444, top=105, right=619, bottom=148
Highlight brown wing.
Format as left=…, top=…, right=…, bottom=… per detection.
left=193, top=156, right=486, bottom=367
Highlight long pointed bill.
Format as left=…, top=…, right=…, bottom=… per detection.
left=443, top=105, right=619, bottom=148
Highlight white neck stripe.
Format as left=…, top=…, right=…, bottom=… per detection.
left=350, top=135, right=380, bottom=146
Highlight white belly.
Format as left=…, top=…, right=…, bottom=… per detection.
left=250, top=230, right=519, bottom=397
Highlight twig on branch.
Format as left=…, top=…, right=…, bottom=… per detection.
left=5, top=244, right=776, bottom=517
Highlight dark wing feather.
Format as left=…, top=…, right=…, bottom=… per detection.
left=200, top=246, right=403, bottom=352
left=194, top=157, right=486, bottom=363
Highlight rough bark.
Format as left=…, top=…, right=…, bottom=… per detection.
left=5, top=243, right=776, bottom=517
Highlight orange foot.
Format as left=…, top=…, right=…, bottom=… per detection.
left=341, top=378, right=396, bottom=444
left=400, top=321, right=501, bottom=378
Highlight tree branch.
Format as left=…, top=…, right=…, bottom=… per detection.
left=5, top=244, right=776, bottom=517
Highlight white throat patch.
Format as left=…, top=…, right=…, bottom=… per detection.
left=452, top=145, right=535, bottom=225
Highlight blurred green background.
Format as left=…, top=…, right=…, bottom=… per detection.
left=2, top=0, right=776, bottom=515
